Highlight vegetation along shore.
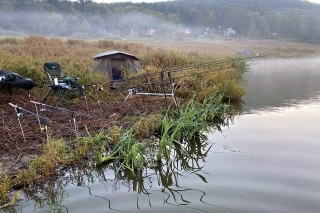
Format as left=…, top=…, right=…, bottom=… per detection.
left=0, top=36, right=249, bottom=208
left=1, top=34, right=320, bottom=208
left=1, top=0, right=320, bottom=209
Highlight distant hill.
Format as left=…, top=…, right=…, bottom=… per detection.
left=0, top=0, right=319, bottom=41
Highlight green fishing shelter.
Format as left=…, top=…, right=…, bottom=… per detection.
left=93, top=50, right=143, bottom=81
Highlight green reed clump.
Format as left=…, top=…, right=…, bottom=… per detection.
left=28, top=155, right=55, bottom=180
left=96, top=126, right=157, bottom=174
left=75, top=129, right=111, bottom=162
left=0, top=164, right=11, bottom=204
left=12, top=139, right=74, bottom=187
left=232, top=57, right=249, bottom=79
left=134, top=113, right=162, bottom=140
left=44, top=139, right=74, bottom=166
left=95, top=95, right=228, bottom=172
left=105, top=125, right=123, bottom=146
left=156, top=95, right=228, bottom=161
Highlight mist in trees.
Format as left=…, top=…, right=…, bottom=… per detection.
left=0, top=0, right=319, bottom=41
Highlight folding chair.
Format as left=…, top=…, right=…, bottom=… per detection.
left=42, top=62, right=85, bottom=103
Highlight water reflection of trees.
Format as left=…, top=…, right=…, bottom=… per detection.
left=5, top=109, right=241, bottom=213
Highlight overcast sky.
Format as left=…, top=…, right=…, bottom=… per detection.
left=92, top=0, right=170, bottom=3
left=92, top=0, right=320, bottom=4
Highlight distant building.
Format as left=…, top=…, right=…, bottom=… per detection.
left=185, top=28, right=192, bottom=36
left=224, top=28, right=235, bottom=36
left=143, top=28, right=156, bottom=36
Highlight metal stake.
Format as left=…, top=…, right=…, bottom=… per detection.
left=33, top=103, right=42, bottom=131
left=160, top=71, right=168, bottom=108
left=168, top=72, right=178, bottom=108
left=72, top=111, right=77, bottom=137
left=43, top=118, right=49, bottom=141
left=82, top=86, right=89, bottom=114
left=15, top=106, right=26, bottom=143
left=93, top=83, right=103, bottom=117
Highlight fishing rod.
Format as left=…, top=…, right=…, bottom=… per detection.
left=111, top=54, right=274, bottom=86
left=168, top=53, right=274, bottom=74
left=30, top=100, right=112, bottom=124
left=9, top=103, right=80, bottom=136
left=109, top=54, right=274, bottom=93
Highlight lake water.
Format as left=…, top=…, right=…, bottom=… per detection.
left=2, top=57, right=320, bottom=213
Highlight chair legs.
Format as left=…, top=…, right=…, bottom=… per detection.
left=43, top=88, right=67, bottom=103
left=43, top=89, right=53, bottom=103
left=58, top=87, right=65, bottom=105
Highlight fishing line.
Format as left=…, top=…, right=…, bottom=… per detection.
left=212, top=171, right=275, bottom=213
left=182, top=207, right=191, bottom=213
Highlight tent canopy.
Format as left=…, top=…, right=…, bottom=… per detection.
left=93, top=50, right=143, bottom=82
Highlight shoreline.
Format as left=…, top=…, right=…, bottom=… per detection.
left=1, top=37, right=320, bottom=207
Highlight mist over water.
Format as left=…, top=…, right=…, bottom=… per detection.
left=243, top=56, right=320, bottom=111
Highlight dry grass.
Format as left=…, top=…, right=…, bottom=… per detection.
left=143, top=37, right=320, bottom=58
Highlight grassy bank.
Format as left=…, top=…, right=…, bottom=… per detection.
left=0, top=36, right=248, bottom=207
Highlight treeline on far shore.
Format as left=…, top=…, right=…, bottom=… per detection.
left=0, top=0, right=320, bottom=42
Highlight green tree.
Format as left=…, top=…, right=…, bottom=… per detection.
left=177, top=5, right=202, bottom=26
left=313, top=25, right=320, bottom=40
left=78, top=18, right=91, bottom=35
left=256, top=16, right=269, bottom=36
left=167, top=12, right=180, bottom=24
left=40, top=13, right=67, bottom=36
left=202, top=11, right=216, bottom=29
left=305, top=14, right=320, bottom=39
left=288, top=12, right=307, bottom=38
left=0, top=0, right=18, bottom=11
left=230, top=8, right=253, bottom=34
left=23, top=0, right=42, bottom=11
left=26, top=13, right=44, bottom=34
left=296, top=22, right=307, bottom=39
left=84, top=3, right=111, bottom=15
left=265, top=14, right=281, bottom=34
left=247, top=21, right=258, bottom=37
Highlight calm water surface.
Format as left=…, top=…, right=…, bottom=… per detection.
left=3, top=57, right=320, bottom=213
